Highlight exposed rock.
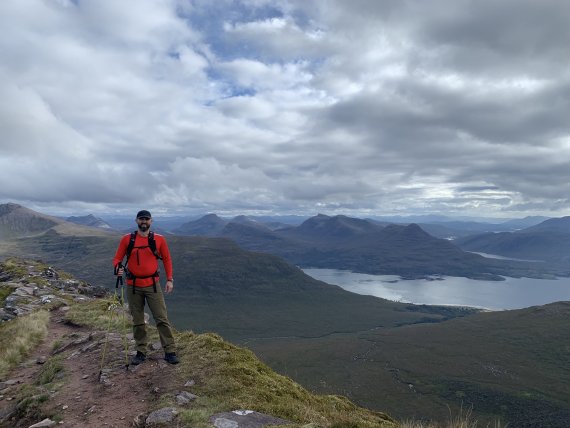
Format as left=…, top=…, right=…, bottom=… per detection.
left=175, top=391, right=198, bottom=405
left=0, top=308, right=15, bottom=321
left=28, top=418, right=57, bottom=427
left=40, top=295, right=56, bottom=304
left=145, top=407, right=178, bottom=426
left=98, top=368, right=113, bottom=385
left=77, top=283, right=107, bottom=297
left=213, top=419, right=239, bottom=428
left=0, top=379, right=21, bottom=389
left=12, top=285, right=37, bottom=296
left=4, top=294, right=26, bottom=308
left=0, top=259, right=110, bottom=326
left=133, top=413, right=147, bottom=428
left=52, top=333, right=93, bottom=355
left=209, top=410, right=291, bottom=428
left=44, top=267, right=58, bottom=280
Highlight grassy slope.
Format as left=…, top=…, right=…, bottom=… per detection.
left=249, top=302, right=570, bottom=427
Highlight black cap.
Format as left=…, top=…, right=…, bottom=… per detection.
left=136, top=210, right=152, bottom=219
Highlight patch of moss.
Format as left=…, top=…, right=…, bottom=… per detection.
left=65, top=296, right=131, bottom=333
left=37, top=355, right=64, bottom=385
left=8, top=383, right=51, bottom=424
left=0, top=284, right=15, bottom=306
left=29, top=277, right=50, bottom=287
left=1, top=257, right=28, bottom=279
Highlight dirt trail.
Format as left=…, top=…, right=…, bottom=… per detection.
left=1, top=308, right=182, bottom=427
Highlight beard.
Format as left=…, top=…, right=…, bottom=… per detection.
left=138, top=224, right=149, bottom=232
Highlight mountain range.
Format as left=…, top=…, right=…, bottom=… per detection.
left=173, top=213, right=562, bottom=280
left=455, top=216, right=570, bottom=262
left=1, top=203, right=568, bottom=280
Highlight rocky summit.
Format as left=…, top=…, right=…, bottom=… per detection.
left=0, top=259, right=107, bottom=322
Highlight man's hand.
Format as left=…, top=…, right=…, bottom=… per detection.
left=116, top=266, right=124, bottom=276
left=165, top=280, right=174, bottom=294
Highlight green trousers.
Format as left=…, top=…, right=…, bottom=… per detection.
left=126, top=284, right=176, bottom=354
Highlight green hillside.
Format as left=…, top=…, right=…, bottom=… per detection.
left=249, top=302, right=570, bottom=427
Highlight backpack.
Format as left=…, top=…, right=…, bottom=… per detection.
left=124, top=231, right=162, bottom=293
left=126, top=230, right=162, bottom=262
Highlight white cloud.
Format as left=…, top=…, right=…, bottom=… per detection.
left=1, top=0, right=570, bottom=218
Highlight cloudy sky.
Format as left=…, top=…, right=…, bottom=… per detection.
left=1, top=0, right=570, bottom=219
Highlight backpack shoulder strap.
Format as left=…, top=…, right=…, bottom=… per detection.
left=148, top=231, right=162, bottom=260
left=125, top=231, right=137, bottom=261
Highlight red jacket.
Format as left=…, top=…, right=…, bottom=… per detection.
left=113, top=232, right=173, bottom=287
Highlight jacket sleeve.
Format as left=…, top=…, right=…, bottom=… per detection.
left=158, top=236, right=173, bottom=280
left=112, top=235, right=130, bottom=272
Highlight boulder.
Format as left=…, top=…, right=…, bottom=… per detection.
left=209, top=410, right=291, bottom=428
left=145, top=407, right=178, bottom=426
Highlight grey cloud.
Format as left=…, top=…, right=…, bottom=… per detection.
left=457, top=186, right=500, bottom=193
left=1, top=0, right=570, bottom=218
left=419, top=1, right=570, bottom=75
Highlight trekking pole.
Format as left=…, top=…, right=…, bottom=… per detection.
left=99, top=294, right=118, bottom=381
left=120, top=284, right=130, bottom=371
left=115, top=264, right=130, bottom=370
left=115, top=263, right=124, bottom=305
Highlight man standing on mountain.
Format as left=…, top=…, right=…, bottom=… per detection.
left=113, top=210, right=179, bottom=365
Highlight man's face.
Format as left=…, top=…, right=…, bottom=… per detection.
left=137, top=216, right=152, bottom=232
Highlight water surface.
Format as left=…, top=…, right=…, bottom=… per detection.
left=302, top=268, right=570, bottom=310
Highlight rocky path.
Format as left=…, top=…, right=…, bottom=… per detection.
left=1, top=309, right=182, bottom=428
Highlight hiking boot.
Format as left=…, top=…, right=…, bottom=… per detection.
left=130, top=351, right=146, bottom=365
left=164, top=352, right=179, bottom=365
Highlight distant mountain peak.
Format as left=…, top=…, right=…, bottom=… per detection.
left=66, top=214, right=112, bottom=229
left=203, top=213, right=223, bottom=220
left=0, top=203, right=61, bottom=239
left=519, top=216, right=570, bottom=234
left=0, top=202, right=24, bottom=216
left=231, top=215, right=256, bottom=223
left=174, top=213, right=228, bottom=236
left=287, top=213, right=382, bottom=242
left=403, top=223, right=427, bottom=233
